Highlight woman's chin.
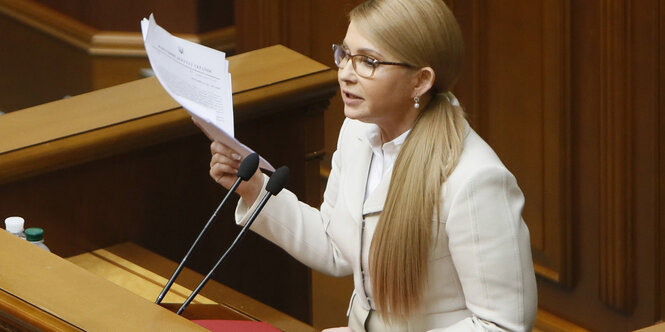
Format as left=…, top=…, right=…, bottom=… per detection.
left=343, top=106, right=365, bottom=120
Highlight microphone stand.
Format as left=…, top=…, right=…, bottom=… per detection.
left=155, top=153, right=259, bottom=304
left=176, top=191, right=272, bottom=314
left=155, top=178, right=242, bottom=304
left=177, top=166, right=289, bottom=315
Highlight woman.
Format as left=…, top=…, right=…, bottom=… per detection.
left=208, top=0, right=537, bottom=330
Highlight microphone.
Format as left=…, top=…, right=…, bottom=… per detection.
left=177, top=166, right=290, bottom=314
left=155, top=153, right=259, bottom=304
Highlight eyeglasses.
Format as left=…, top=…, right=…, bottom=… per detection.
left=332, top=44, right=413, bottom=78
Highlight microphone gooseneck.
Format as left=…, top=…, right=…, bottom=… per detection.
left=155, top=153, right=259, bottom=304
left=177, top=166, right=289, bottom=314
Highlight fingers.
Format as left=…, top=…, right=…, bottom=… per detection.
left=209, top=141, right=244, bottom=187
left=209, top=142, right=242, bottom=168
left=210, top=141, right=242, bottom=161
left=209, top=150, right=241, bottom=169
left=210, top=167, right=235, bottom=188
left=210, top=161, right=238, bottom=179
left=210, top=154, right=239, bottom=185
left=207, top=141, right=265, bottom=200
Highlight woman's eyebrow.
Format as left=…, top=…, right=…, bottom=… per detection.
left=356, top=48, right=382, bottom=58
left=342, top=42, right=383, bottom=58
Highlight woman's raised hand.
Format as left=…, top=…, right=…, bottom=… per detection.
left=209, top=141, right=264, bottom=206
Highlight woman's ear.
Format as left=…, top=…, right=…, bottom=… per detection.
left=413, top=67, right=435, bottom=98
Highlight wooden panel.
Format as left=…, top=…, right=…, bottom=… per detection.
left=32, top=0, right=234, bottom=33
left=536, top=0, right=662, bottom=330
left=627, top=0, right=663, bottom=324
left=235, top=0, right=314, bottom=56
left=540, top=0, right=572, bottom=286
left=453, top=0, right=663, bottom=329
left=661, top=0, right=665, bottom=322
left=598, top=0, right=634, bottom=313
left=0, top=0, right=235, bottom=112
left=448, top=0, right=483, bottom=130
left=235, top=0, right=290, bottom=54
left=235, top=0, right=362, bottom=167
left=452, top=0, right=572, bottom=285
left=0, top=9, right=91, bottom=113
left=0, top=0, right=236, bottom=55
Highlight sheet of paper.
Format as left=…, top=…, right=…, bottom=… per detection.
left=141, top=14, right=274, bottom=171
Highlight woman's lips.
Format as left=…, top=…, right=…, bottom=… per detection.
left=342, top=90, right=363, bottom=105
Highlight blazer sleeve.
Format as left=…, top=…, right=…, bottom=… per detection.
left=232, top=120, right=353, bottom=277
left=437, top=165, right=537, bottom=332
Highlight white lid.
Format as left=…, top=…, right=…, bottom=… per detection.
left=5, top=216, right=25, bottom=233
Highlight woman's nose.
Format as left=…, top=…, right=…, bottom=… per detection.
left=338, top=60, right=357, bottom=82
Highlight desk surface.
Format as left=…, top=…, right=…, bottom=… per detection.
left=636, top=322, right=665, bottom=332
left=0, top=229, right=207, bottom=331
left=68, top=242, right=316, bottom=331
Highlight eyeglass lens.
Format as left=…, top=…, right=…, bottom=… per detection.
left=332, top=44, right=375, bottom=78
left=333, top=45, right=347, bottom=67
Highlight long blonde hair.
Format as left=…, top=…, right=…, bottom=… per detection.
left=350, top=0, right=466, bottom=321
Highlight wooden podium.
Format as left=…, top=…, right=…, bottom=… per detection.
left=0, top=229, right=206, bottom=331
left=67, top=241, right=317, bottom=330
left=68, top=242, right=317, bottom=330
left=0, top=45, right=337, bottom=326
left=0, top=229, right=315, bottom=331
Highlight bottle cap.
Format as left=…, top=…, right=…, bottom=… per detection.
left=4, top=216, right=25, bottom=233
left=25, top=227, right=44, bottom=242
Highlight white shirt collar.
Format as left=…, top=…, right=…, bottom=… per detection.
left=364, top=124, right=410, bottom=201
left=364, top=124, right=410, bottom=155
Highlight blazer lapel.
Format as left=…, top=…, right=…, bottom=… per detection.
left=342, top=134, right=372, bottom=226
left=362, top=172, right=391, bottom=216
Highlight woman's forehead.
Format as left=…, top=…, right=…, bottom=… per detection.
left=342, top=21, right=384, bottom=58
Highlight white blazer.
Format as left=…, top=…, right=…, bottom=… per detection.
left=236, top=118, right=537, bottom=331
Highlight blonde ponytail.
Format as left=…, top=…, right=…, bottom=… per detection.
left=369, top=93, right=466, bottom=320
left=350, top=0, right=466, bottom=321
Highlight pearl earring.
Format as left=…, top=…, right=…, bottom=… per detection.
left=414, top=96, right=420, bottom=109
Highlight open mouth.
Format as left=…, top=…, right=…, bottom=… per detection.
left=343, top=91, right=363, bottom=100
